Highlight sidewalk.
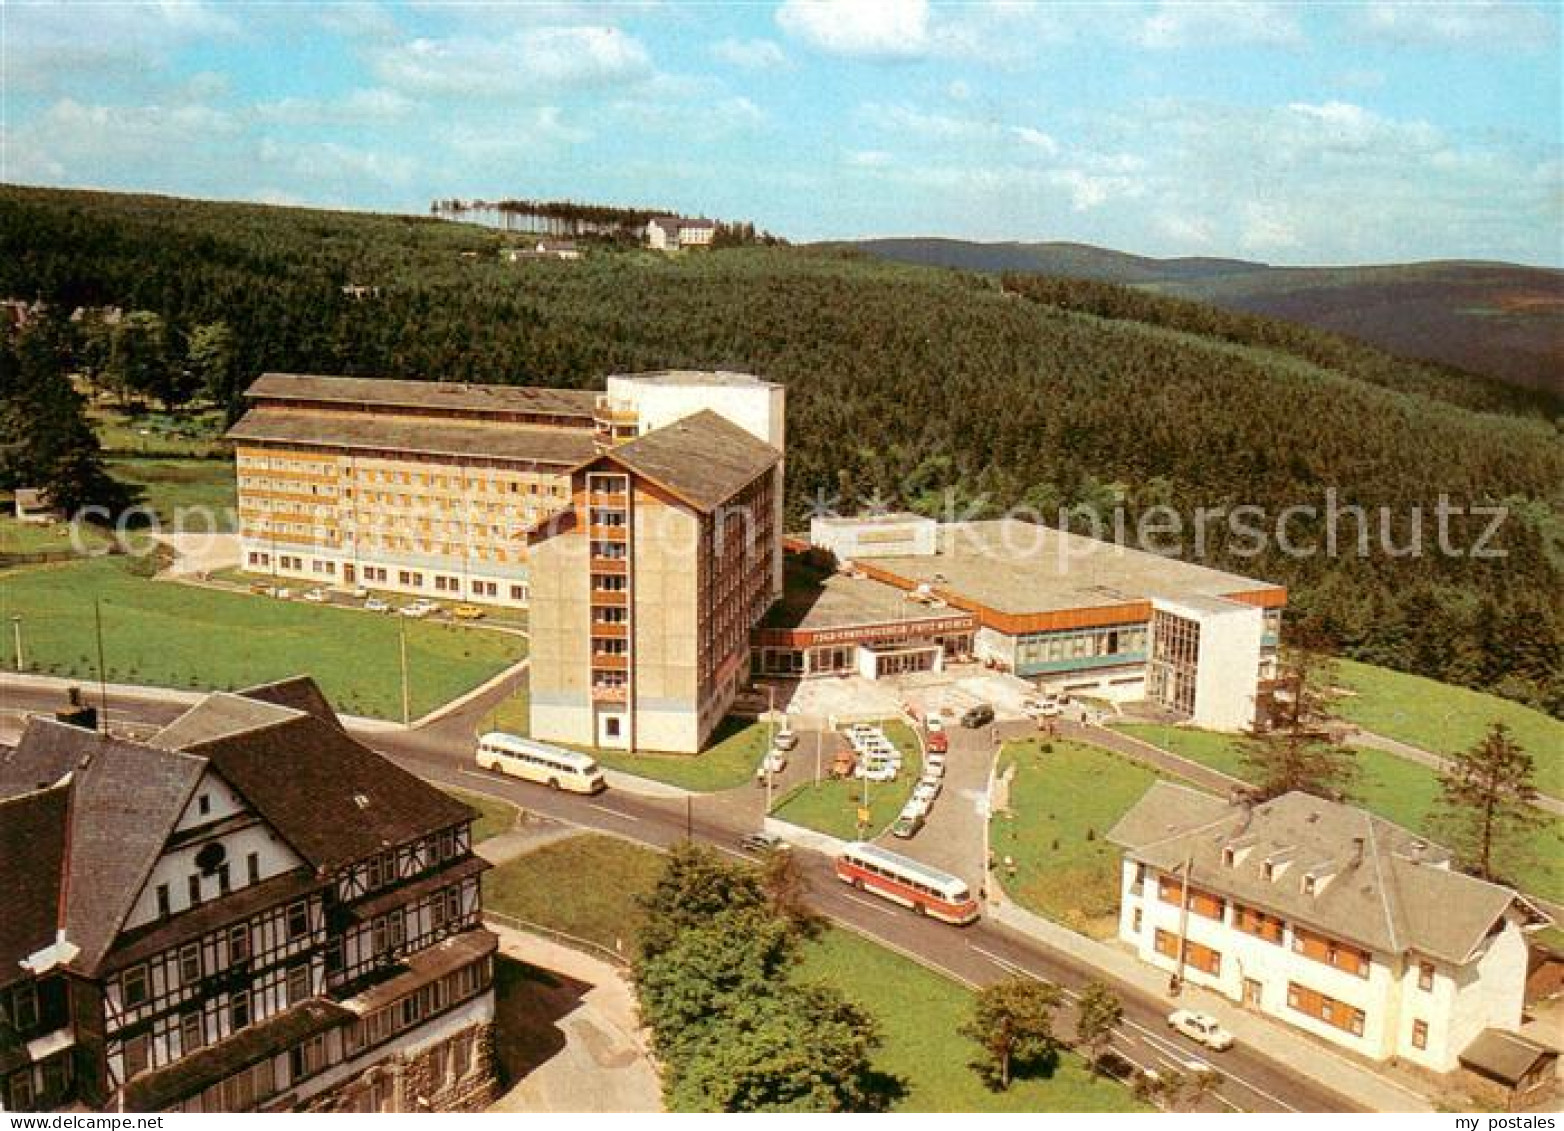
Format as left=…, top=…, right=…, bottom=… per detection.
left=984, top=891, right=1436, bottom=1113
left=485, top=922, right=661, bottom=1113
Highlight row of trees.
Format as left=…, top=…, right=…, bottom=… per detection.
left=2, top=184, right=1558, bottom=713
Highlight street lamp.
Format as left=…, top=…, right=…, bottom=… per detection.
left=10, top=615, right=23, bottom=673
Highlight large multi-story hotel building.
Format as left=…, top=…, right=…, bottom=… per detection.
left=0, top=678, right=497, bottom=1114
left=228, top=369, right=786, bottom=754
left=1109, top=783, right=1550, bottom=1074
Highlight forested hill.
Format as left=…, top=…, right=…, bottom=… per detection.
left=2, top=184, right=1561, bottom=714
left=848, top=237, right=1564, bottom=395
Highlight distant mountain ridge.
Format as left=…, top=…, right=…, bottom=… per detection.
left=846, top=238, right=1563, bottom=393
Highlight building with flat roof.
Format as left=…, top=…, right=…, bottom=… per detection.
left=0, top=678, right=497, bottom=1114
left=761, top=516, right=1284, bottom=729
left=1109, top=783, right=1551, bottom=1073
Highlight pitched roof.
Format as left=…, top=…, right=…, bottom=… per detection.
left=1459, top=1029, right=1559, bottom=1086
left=593, top=410, right=779, bottom=512
left=0, top=721, right=95, bottom=800
left=183, top=713, right=473, bottom=871
left=234, top=676, right=346, bottom=731
left=0, top=785, right=69, bottom=988
left=244, top=372, right=598, bottom=419
left=149, top=692, right=304, bottom=752
left=1108, top=782, right=1548, bottom=965
left=52, top=724, right=208, bottom=972
left=226, top=407, right=598, bottom=467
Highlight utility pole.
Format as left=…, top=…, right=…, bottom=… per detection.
left=93, top=599, right=110, bottom=735
left=399, top=618, right=411, bottom=727
left=10, top=615, right=23, bottom=673
left=814, top=725, right=822, bottom=786
left=764, top=685, right=776, bottom=815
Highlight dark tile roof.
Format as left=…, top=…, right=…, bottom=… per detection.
left=1109, top=783, right=1547, bottom=964
left=56, top=728, right=207, bottom=973
left=148, top=694, right=303, bottom=753
left=184, top=714, right=475, bottom=871
left=236, top=676, right=346, bottom=731
left=1460, top=1029, right=1558, bottom=1086
left=227, top=407, right=598, bottom=466
left=0, top=785, right=69, bottom=987
left=245, top=372, right=599, bottom=419
left=123, top=998, right=355, bottom=1112
left=339, top=928, right=497, bottom=1015
left=595, top=409, right=779, bottom=512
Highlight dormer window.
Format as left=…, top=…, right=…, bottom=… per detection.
left=1302, top=875, right=1316, bottom=896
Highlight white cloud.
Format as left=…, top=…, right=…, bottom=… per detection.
left=253, top=88, right=415, bottom=126
left=776, top=0, right=931, bottom=60
left=1137, top=1, right=1304, bottom=49
left=256, top=138, right=416, bottom=186
left=1348, top=1, right=1558, bottom=49
left=371, top=26, right=653, bottom=95
left=5, top=1, right=240, bottom=94
left=1011, top=126, right=1059, bottom=157
left=711, top=37, right=789, bottom=69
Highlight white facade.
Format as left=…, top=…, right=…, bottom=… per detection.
left=1117, top=860, right=1536, bottom=1071
left=605, top=371, right=785, bottom=451
left=1151, top=595, right=1265, bottom=730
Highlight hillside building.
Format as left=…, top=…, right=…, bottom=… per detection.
left=1108, top=783, right=1551, bottom=1073
left=758, top=514, right=1283, bottom=730
left=0, top=678, right=497, bottom=1114
left=644, top=216, right=717, bottom=251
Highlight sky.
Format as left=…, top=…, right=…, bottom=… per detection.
left=2, top=0, right=1561, bottom=265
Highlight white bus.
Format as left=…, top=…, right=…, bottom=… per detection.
left=476, top=732, right=607, bottom=794
left=835, top=842, right=979, bottom=925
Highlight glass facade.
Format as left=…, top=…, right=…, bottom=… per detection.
left=1014, top=623, right=1149, bottom=677
left=1147, top=610, right=1201, bottom=715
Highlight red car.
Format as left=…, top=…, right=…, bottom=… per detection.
left=927, top=731, right=949, bottom=754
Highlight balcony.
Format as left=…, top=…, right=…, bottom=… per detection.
left=591, top=622, right=629, bottom=639
left=589, top=525, right=628, bottom=542
left=592, top=655, right=629, bottom=671
left=591, top=590, right=629, bottom=607
left=590, top=558, right=628, bottom=575
left=590, top=684, right=628, bottom=703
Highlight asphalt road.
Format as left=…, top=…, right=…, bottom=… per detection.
left=0, top=678, right=1361, bottom=1112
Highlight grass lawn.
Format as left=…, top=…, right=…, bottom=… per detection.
left=482, top=833, right=665, bottom=955
left=771, top=720, right=922, bottom=840
left=442, top=788, right=519, bottom=843
left=797, top=928, right=1144, bottom=1112
left=993, top=739, right=1174, bottom=938
left=1116, top=724, right=1563, bottom=905
left=107, top=457, right=236, bottom=527
left=589, top=715, right=776, bottom=792
left=481, top=680, right=532, bottom=737
left=0, top=555, right=526, bottom=720
left=1333, top=659, right=1563, bottom=799
left=0, top=516, right=111, bottom=556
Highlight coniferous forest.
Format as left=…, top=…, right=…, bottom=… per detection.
left=2, top=184, right=1560, bottom=714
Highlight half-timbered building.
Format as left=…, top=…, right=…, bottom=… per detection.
left=0, top=677, right=498, bottom=1113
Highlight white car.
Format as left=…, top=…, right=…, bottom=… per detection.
left=855, top=760, right=898, bottom=783
left=1167, top=1010, right=1235, bottom=1051
left=274, top=587, right=293, bottom=600
left=924, top=752, right=946, bottom=775
left=772, top=727, right=799, bottom=751
left=302, top=588, right=327, bottom=603
left=364, top=597, right=390, bottom=613
left=901, top=796, right=931, bottom=820
left=762, top=750, right=788, bottom=774
left=350, top=586, right=370, bottom=599
left=914, top=778, right=942, bottom=804
left=925, top=714, right=945, bottom=734
left=399, top=603, right=434, bottom=618
left=1021, top=696, right=1061, bottom=720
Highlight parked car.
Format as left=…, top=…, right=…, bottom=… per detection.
left=364, top=597, right=390, bottom=613
left=273, top=587, right=293, bottom=600
left=855, top=759, right=897, bottom=783
left=452, top=604, right=486, bottom=620
left=914, top=778, right=942, bottom=804
left=927, top=731, right=949, bottom=754
left=772, top=727, right=799, bottom=751
left=762, top=750, right=788, bottom=774
left=349, top=586, right=370, bottom=599
left=248, top=582, right=275, bottom=597
left=1021, top=696, right=1061, bottom=720
left=961, top=703, right=995, bottom=728
left=830, top=748, right=857, bottom=779
left=738, top=831, right=790, bottom=854
left=302, top=588, right=327, bottom=603
left=891, top=810, right=926, bottom=839
left=925, top=714, right=945, bottom=734
left=924, top=752, right=946, bottom=775
left=1167, top=1010, right=1235, bottom=1051
left=399, top=602, right=434, bottom=618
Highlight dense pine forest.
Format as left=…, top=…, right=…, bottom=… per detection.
left=2, top=184, right=1560, bottom=714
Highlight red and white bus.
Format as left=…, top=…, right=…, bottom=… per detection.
left=835, top=842, right=980, bottom=925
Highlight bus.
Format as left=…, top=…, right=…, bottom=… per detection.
left=834, top=842, right=980, bottom=925
left=476, top=732, right=607, bottom=794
